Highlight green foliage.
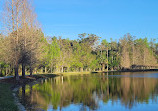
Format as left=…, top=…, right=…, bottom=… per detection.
left=47, top=37, right=60, bottom=67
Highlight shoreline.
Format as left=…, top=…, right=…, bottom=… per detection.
left=0, top=74, right=58, bottom=111
left=1, top=68, right=158, bottom=79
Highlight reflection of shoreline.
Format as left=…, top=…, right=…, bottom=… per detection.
left=18, top=74, right=158, bottom=110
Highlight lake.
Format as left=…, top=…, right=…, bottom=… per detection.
left=17, top=72, right=158, bottom=111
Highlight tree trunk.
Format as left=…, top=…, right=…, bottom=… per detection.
left=111, top=67, right=114, bottom=71
left=30, top=65, right=33, bottom=76
left=41, top=68, right=43, bottom=74
left=61, top=67, right=64, bottom=73
left=22, top=63, right=25, bottom=78
left=51, top=66, right=52, bottom=73
left=45, top=66, right=47, bottom=73
left=5, top=67, right=7, bottom=76
left=80, top=67, right=83, bottom=72
left=57, top=67, right=60, bottom=73
left=0, top=64, right=2, bottom=77
left=35, top=68, right=37, bottom=74
left=102, top=63, right=105, bottom=71
left=112, top=55, right=114, bottom=71
left=99, top=68, right=101, bottom=71
left=15, top=66, right=19, bottom=81
left=8, top=65, right=11, bottom=75
left=10, top=66, right=13, bottom=76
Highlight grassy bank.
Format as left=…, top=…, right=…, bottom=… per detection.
left=0, top=83, right=18, bottom=111
left=0, top=74, right=58, bottom=111
left=56, top=71, right=91, bottom=76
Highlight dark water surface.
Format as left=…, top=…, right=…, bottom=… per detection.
left=17, top=72, right=158, bottom=111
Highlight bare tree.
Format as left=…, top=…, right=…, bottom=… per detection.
left=2, top=0, right=22, bottom=80
left=2, top=0, right=40, bottom=80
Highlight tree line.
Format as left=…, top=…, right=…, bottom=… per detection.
left=0, top=0, right=158, bottom=80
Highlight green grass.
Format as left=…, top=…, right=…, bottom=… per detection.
left=56, top=71, right=91, bottom=76
left=0, top=83, right=18, bottom=111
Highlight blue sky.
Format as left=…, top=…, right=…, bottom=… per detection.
left=1, top=0, right=158, bottom=41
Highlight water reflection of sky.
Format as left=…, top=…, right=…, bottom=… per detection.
left=47, top=98, right=158, bottom=111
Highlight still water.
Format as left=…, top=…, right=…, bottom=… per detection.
left=17, top=72, right=158, bottom=111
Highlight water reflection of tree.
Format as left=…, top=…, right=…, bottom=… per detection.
left=18, top=74, right=158, bottom=110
